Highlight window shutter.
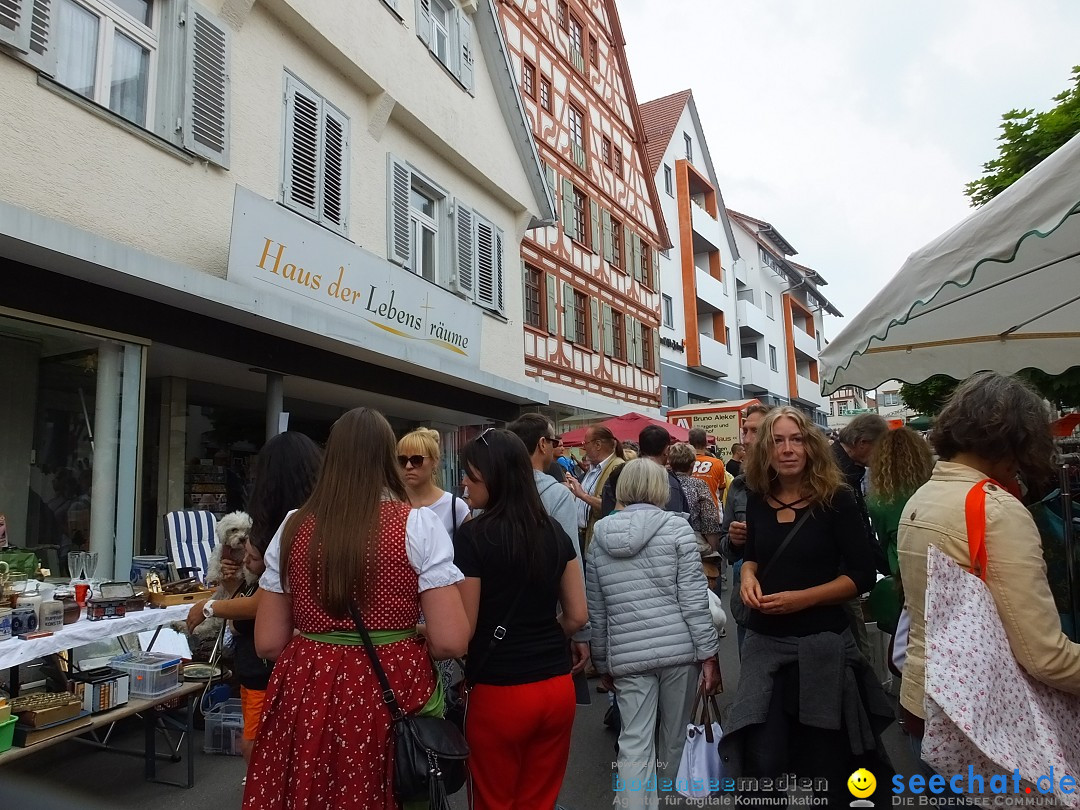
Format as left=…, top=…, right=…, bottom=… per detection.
left=632, top=237, right=642, bottom=282
left=475, top=216, right=497, bottom=309
left=494, top=228, right=505, bottom=312
left=320, top=102, right=349, bottom=235
left=284, top=75, right=321, bottom=220
left=623, top=225, right=633, bottom=276
left=590, top=200, right=600, bottom=254
left=563, top=282, right=576, bottom=343
left=602, top=304, right=613, bottom=356
left=27, top=0, right=50, bottom=69
left=652, top=247, right=660, bottom=281
left=388, top=156, right=414, bottom=267
left=456, top=9, right=474, bottom=94
left=545, top=274, right=557, bottom=335
left=453, top=201, right=475, bottom=297
left=602, top=209, right=613, bottom=262
left=624, top=315, right=636, bottom=367
left=651, top=326, right=660, bottom=372
left=415, top=0, right=431, bottom=46
left=590, top=297, right=599, bottom=351
left=184, top=3, right=230, bottom=167
left=561, top=178, right=576, bottom=240
left=0, top=0, right=29, bottom=52
left=544, top=163, right=556, bottom=205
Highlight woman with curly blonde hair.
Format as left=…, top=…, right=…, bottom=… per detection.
left=867, top=427, right=933, bottom=578
left=721, top=406, right=891, bottom=806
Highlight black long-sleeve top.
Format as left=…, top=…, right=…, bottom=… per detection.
left=744, top=486, right=876, bottom=637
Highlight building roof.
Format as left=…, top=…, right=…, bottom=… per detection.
left=639, top=89, right=692, bottom=176
left=726, top=209, right=798, bottom=257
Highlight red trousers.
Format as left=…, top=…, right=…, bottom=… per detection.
left=465, top=673, right=576, bottom=810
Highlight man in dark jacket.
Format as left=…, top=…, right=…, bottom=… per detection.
left=599, top=425, right=688, bottom=516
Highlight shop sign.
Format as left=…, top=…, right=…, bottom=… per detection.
left=670, top=409, right=741, bottom=450
left=660, top=337, right=685, bottom=353
left=226, top=187, right=482, bottom=364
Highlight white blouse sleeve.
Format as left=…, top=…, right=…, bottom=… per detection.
left=406, top=506, right=464, bottom=592
left=259, top=510, right=297, bottom=594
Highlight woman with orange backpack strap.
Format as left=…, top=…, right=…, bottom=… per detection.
left=897, top=372, right=1080, bottom=800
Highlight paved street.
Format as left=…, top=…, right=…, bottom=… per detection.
left=2, top=607, right=919, bottom=809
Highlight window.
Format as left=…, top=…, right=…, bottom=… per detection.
left=664, top=164, right=673, bottom=196
left=639, top=237, right=651, bottom=287
left=416, top=0, right=474, bottom=92
left=769, top=344, right=778, bottom=372
left=611, top=310, right=624, bottom=360
left=829, top=400, right=835, bottom=417
left=610, top=215, right=622, bottom=268
left=522, top=57, right=535, bottom=98
left=389, top=156, right=505, bottom=313
left=881, top=392, right=902, bottom=407
left=684, top=132, right=693, bottom=162
left=641, top=324, right=654, bottom=371
left=284, top=73, right=350, bottom=235
left=524, top=265, right=543, bottom=328
left=568, top=14, right=584, bottom=72
left=765, top=291, right=774, bottom=319
left=666, top=387, right=679, bottom=409
left=725, top=327, right=732, bottom=354
left=568, top=103, right=586, bottom=168
left=539, top=76, right=552, bottom=111
left=572, top=186, right=587, bottom=245
left=614, top=147, right=623, bottom=177
left=573, top=290, right=588, bottom=347
left=557, top=0, right=567, bottom=30
left=662, top=295, right=674, bottom=328
left=602, top=136, right=612, bottom=167
left=589, top=33, right=598, bottom=67
left=742, top=343, right=758, bottom=360
left=660, top=247, right=670, bottom=259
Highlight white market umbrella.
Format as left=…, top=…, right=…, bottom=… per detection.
left=820, top=131, right=1080, bottom=395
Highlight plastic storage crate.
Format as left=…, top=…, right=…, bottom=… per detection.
left=109, top=652, right=182, bottom=698
left=0, top=716, right=16, bottom=753
left=203, top=698, right=243, bottom=755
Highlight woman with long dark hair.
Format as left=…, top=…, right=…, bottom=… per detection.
left=722, top=407, right=891, bottom=807
left=187, top=431, right=322, bottom=767
left=243, top=408, right=469, bottom=809
left=453, top=428, right=587, bottom=810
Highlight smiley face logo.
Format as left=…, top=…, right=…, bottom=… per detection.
left=848, top=768, right=876, bottom=799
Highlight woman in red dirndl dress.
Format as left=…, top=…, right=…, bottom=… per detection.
left=241, top=408, right=469, bottom=809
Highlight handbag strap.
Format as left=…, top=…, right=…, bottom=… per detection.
left=964, top=478, right=997, bottom=581
left=757, top=508, right=813, bottom=586
left=347, top=604, right=406, bottom=721
left=465, top=587, right=525, bottom=687
left=451, top=495, right=461, bottom=541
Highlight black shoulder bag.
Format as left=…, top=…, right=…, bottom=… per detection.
left=755, top=509, right=813, bottom=588
left=348, top=605, right=469, bottom=807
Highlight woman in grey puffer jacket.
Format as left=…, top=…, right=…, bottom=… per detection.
left=586, top=459, right=721, bottom=810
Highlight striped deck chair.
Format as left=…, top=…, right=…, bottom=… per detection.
left=163, top=510, right=218, bottom=584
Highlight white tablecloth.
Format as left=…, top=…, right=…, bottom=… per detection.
left=0, top=604, right=192, bottom=670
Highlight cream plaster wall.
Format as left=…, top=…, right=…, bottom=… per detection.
left=0, top=0, right=538, bottom=384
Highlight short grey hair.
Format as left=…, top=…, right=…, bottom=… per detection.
left=667, top=442, right=696, bottom=473
left=838, top=413, right=888, bottom=446
left=615, top=458, right=669, bottom=508
left=687, top=427, right=707, bottom=449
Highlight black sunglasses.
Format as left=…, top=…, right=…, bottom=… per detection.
left=546, top=435, right=563, bottom=447
left=397, top=455, right=428, bottom=468
left=477, top=427, right=496, bottom=446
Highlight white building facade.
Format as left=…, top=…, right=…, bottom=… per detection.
left=0, top=0, right=552, bottom=576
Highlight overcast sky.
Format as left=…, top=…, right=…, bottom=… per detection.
left=618, top=0, right=1080, bottom=341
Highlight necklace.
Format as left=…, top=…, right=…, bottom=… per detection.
left=769, top=494, right=808, bottom=524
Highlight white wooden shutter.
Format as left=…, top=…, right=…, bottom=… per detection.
left=415, top=0, right=431, bottom=46
left=632, top=236, right=642, bottom=282
left=624, top=315, right=636, bottom=366
left=28, top=0, right=50, bottom=67
left=651, top=324, right=660, bottom=372
left=283, top=75, right=321, bottom=220
left=545, top=274, right=558, bottom=335
left=624, top=225, right=635, bottom=278
left=494, top=228, right=505, bottom=313
left=602, top=304, right=613, bottom=355
left=545, top=163, right=556, bottom=206
left=561, top=178, right=576, bottom=240
left=0, top=0, right=30, bottom=52
left=184, top=3, right=230, bottom=167
left=320, top=102, right=349, bottom=235
left=475, top=216, right=497, bottom=309
left=590, top=297, right=599, bottom=352
left=652, top=247, right=660, bottom=286
left=388, top=156, right=414, bottom=267
left=453, top=201, right=475, bottom=296
left=590, top=200, right=600, bottom=254
left=602, top=209, right=613, bottom=262
left=563, top=282, right=576, bottom=343
left=456, top=9, right=474, bottom=94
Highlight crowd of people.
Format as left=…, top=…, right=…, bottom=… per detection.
left=183, top=369, right=1080, bottom=809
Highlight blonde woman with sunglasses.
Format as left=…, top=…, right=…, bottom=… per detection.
left=398, top=428, right=471, bottom=538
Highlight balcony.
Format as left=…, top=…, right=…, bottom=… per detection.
left=737, top=298, right=769, bottom=336
left=693, top=333, right=736, bottom=378
left=695, top=267, right=725, bottom=312
left=741, top=357, right=771, bottom=392
left=733, top=258, right=748, bottom=285
left=690, top=201, right=722, bottom=252
left=792, top=324, right=818, bottom=358
left=796, top=374, right=825, bottom=407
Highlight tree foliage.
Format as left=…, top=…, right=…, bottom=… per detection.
left=900, top=376, right=959, bottom=417
left=900, top=367, right=1080, bottom=417
left=965, top=66, right=1080, bottom=207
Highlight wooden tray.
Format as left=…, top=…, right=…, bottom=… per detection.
left=148, top=589, right=215, bottom=607
left=13, top=696, right=83, bottom=728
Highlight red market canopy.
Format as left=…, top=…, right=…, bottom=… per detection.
left=1052, top=413, right=1080, bottom=438
left=559, top=412, right=691, bottom=448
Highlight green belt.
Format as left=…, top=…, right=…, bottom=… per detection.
left=299, top=628, right=444, bottom=718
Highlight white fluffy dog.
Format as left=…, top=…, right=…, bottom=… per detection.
left=190, top=511, right=253, bottom=656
